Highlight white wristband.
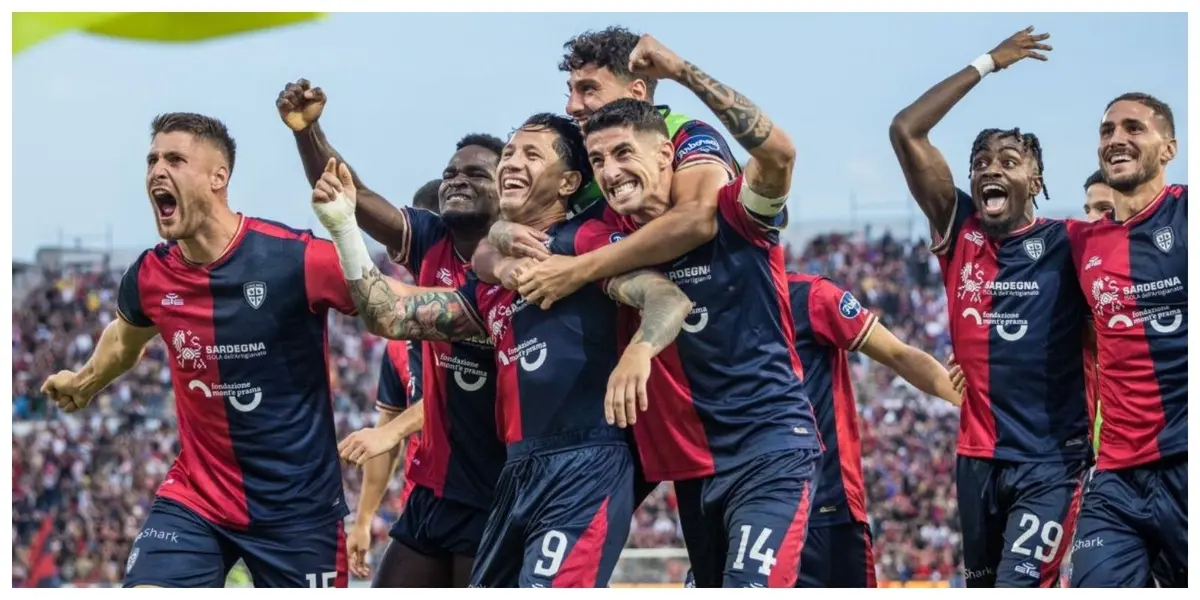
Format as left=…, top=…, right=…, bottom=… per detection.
left=970, top=54, right=995, bottom=78
left=328, top=219, right=374, bottom=281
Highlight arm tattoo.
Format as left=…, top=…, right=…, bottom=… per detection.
left=607, top=270, right=691, bottom=354
left=677, top=61, right=774, bottom=151
left=488, top=221, right=518, bottom=256
left=348, top=266, right=482, bottom=342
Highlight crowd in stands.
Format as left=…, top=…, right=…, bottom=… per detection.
left=12, top=230, right=963, bottom=587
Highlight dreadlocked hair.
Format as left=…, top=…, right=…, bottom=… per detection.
left=969, top=127, right=1049, bottom=205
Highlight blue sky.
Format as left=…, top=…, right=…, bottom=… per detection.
left=12, top=12, right=1187, bottom=261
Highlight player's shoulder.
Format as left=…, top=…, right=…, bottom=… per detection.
left=244, top=216, right=321, bottom=244
left=1166, top=183, right=1187, bottom=200
left=786, top=271, right=822, bottom=287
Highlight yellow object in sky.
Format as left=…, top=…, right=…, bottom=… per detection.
left=13, top=12, right=325, bottom=55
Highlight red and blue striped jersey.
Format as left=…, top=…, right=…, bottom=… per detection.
left=933, top=190, right=1091, bottom=463
left=456, top=213, right=629, bottom=452
left=116, top=216, right=355, bottom=530
left=388, top=207, right=503, bottom=510
left=606, top=175, right=820, bottom=482
left=787, top=273, right=877, bottom=526
left=1067, top=184, right=1187, bottom=470
left=376, top=340, right=420, bottom=507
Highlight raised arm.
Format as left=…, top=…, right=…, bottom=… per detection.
left=602, top=268, right=693, bottom=427
left=310, top=159, right=484, bottom=342
left=888, top=28, right=1051, bottom=234
left=277, top=79, right=410, bottom=248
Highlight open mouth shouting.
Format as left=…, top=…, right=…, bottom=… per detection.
left=979, top=182, right=1009, bottom=217
left=151, top=186, right=178, bottom=221
left=606, top=179, right=641, bottom=206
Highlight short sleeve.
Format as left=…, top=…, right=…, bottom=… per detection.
left=929, top=189, right=976, bottom=256
left=388, top=207, right=449, bottom=276
left=304, top=237, right=357, bottom=316
left=808, top=278, right=878, bottom=353
left=116, top=250, right=154, bottom=328
left=561, top=218, right=629, bottom=291
left=376, top=344, right=410, bottom=412
left=716, top=174, right=785, bottom=248
left=406, top=340, right=423, bottom=402
left=672, top=119, right=738, bottom=175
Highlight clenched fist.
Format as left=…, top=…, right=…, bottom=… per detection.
left=312, top=158, right=358, bottom=232
left=277, top=78, right=327, bottom=132
left=41, top=370, right=92, bottom=413
left=628, top=34, right=687, bottom=81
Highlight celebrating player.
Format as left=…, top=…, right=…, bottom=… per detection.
left=311, top=113, right=693, bottom=588
left=570, top=29, right=818, bottom=587
left=277, top=81, right=504, bottom=587
left=787, top=273, right=961, bottom=587
left=1066, top=93, right=1186, bottom=588
left=41, top=113, right=357, bottom=588
left=888, top=28, right=1092, bottom=587
left=477, top=26, right=739, bottom=308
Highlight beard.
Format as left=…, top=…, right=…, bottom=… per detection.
left=1105, top=155, right=1159, bottom=193
left=441, top=208, right=494, bottom=232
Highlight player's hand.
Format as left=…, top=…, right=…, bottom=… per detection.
left=628, top=34, right=687, bottom=82
left=489, top=221, right=550, bottom=261
left=606, top=344, right=652, bottom=428
left=346, top=520, right=372, bottom=579
left=41, top=370, right=92, bottom=413
left=312, top=158, right=358, bottom=232
left=516, top=255, right=585, bottom=310
left=500, top=258, right=538, bottom=292
left=988, top=26, right=1052, bottom=71
left=276, top=78, right=327, bottom=132
left=338, top=426, right=402, bottom=466
left=947, top=352, right=966, bottom=395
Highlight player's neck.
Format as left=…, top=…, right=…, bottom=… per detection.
left=523, top=205, right=567, bottom=233
left=178, top=207, right=242, bottom=266
left=1113, top=175, right=1167, bottom=222
left=449, top=227, right=488, bottom=262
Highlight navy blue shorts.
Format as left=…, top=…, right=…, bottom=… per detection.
left=796, top=521, right=876, bottom=587
left=956, top=457, right=1088, bottom=588
left=468, top=432, right=634, bottom=588
left=389, top=484, right=489, bottom=558
left=123, top=498, right=347, bottom=588
left=1068, top=455, right=1187, bottom=588
left=676, top=448, right=819, bottom=588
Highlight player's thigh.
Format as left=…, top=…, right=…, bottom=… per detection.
left=469, top=462, right=528, bottom=588
left=1151, top=456, right=1187, bottom=587
left=996, top=461, right=1087, bottom=587
left=518, top=445, right=635, bottom=588
left=1069, top=471, right=1151, bottom=588
left=719, top=448, right=819, bottom=588
left=123, top=499, right=232, bottom=588
left=371, top=538, right=453, bottom=588
left=955, top=456, right=1003, bottom=587
left=676, top=477, right=726, bottom=588
left=391, top=486, right=489, bottom=560
left=237, top=520, right=348, bottom=588
left=795, top=524, right=833, bottom=587
left=828, top=522, right=877, bottom=588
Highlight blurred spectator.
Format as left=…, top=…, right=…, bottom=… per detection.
left=12, top=231, right=961, bottom=587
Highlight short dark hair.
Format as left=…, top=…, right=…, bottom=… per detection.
left=559, top=26, right=658, bottom=99
left=518, top=113, right=593, bottom=189
left=969, top=127, right=1049, bottom=202
left=1083, top=169, right=1105, bottom=191
left=582, top=98, right=669, bottom=139
left=412, top=178, right=441, bottom=212
left=151, top=112, right=237, bottom=173
left=1106, top=92, right=1175, bottom=137
left=456, top=133, right=505, bottom=157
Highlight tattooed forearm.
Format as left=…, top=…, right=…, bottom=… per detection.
left=677, top=61, right=774, bottom=151
left=488, top=221, right=519, bottom=256
left=348, top=266, right=483, bottom=342
left=607, top=270, right=692, bottom=354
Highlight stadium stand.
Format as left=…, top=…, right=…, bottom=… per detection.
left=12, top=228, right=962, bottom=588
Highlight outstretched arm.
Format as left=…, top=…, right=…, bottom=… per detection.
left=602, top=268, right=693, bottom=427
left=277, top=79, right=410, bottom=249
left=888, top=28, right=1051, bottom=235
left=860, top=324, right=961, bottom=407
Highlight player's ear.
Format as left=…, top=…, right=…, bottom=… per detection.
left=559, top=170, right=582, bottom=199
left=658, top=138, right=673, bottom=172
left=1029, top=173, right=1043, bottom=199
left=1162, top=138, right=1178, bottom=164
left=627, top=77, right=649, bottom=101
left=210, top=165, right=230, bottom=192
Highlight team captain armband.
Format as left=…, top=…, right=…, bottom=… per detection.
left=738, top=179, right=788, bottom=217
